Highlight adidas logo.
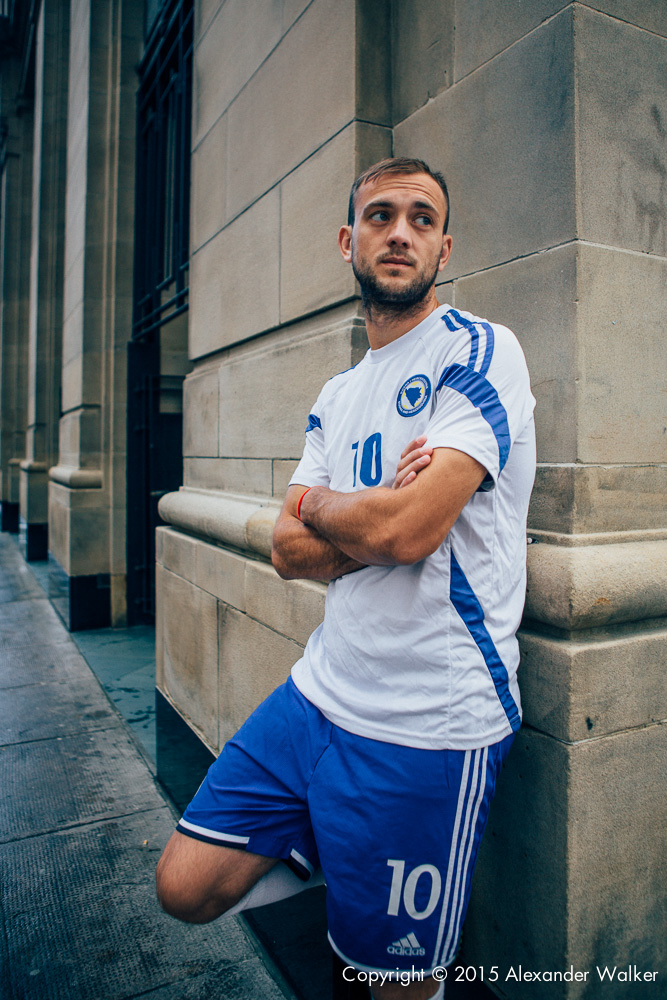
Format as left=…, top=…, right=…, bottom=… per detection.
left=386, top=932, right=426, bottom=957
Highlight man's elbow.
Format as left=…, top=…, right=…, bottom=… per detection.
left=381, top=523, right=446, bottom=566
left=271, top=541, right=296, bottom=580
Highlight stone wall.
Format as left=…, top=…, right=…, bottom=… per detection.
left=158, top=1, right=666, bottom=989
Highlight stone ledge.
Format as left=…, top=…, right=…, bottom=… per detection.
left=159, top=489, right=666, bottom=632
left=525, top=538, right=667, bottom=630
left=49, top=465, right=103, bottom=488
left=158, top=488, right=280, bottom=560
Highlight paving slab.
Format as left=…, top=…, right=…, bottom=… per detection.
left=0, top=727, right=169, bottom=842
left=0, top=641, right=87, bottom=690
left=0, top=597, right=68, bottom=650
left=0, top=810, right=285, bottom=1000
left=0, top=672, right=122, bottom=743
left=0, top=532, right=292, bottom=1000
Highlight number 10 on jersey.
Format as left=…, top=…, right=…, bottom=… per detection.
left=352, top=433, right=382, bottom=488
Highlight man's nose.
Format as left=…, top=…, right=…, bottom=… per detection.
left=386, top=215, right=411, bottom=247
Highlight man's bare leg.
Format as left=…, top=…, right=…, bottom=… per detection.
left=156, top=830, right=277, bottom=923
left=372, top=977, right=443, bottom=1000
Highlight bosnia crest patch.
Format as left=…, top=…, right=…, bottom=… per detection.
left=396, top=374, right=431, bottom=417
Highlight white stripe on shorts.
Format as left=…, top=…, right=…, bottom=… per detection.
left=430, top=749, right=474, bottom=967
left=440, top=745, right=489, bottom=967
left=177, top=818, right=250, bottom=844
left=290, top=848, right=315, bottom=875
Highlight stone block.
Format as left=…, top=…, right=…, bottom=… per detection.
left=47, top=483, right=110, bottom=577
left=157, top=525, right=197, bottom=582
left=279, top=121, right=391, bottom=324
left=575, top=244, right=667, bottom=464
left=61, top=353, right=84, bottom=414
left=272, top=459, right=300, bottom=498
left=565, top=723, right=667, bottom=986
left=193, top=0, right=285, bottom=145
left=156, top=565, right=220, bottom=751
left=57, top=407, right=102, bottom=469
left=217, top=313, right=364, bottom=458
left=20, top=466, right=48, bottom=523
left=394, top=8, right=576, bottom=279
left=245, top=561, right=326, bottom=647
left=464, top=728, right=569, bottom=984
left=194, top=0, right=221, bottom=45
left=524, top=538, right=667, bottom=631
left=453, top=0, right=564, bottom=82
left=465, top=723, right=667, bottom=997
left=218, top=605, right=303, bottom=744
left=457, top=241, right=667, bottom=466
left=190, top=112, right=226, bottom=253
left=576, top=7, right=667, bottom=257
left=224, top=0, right=357, bottom=218
left=455, top=244, right=578, bottom=463
left=392, top=0, right=454, bottom=122
left=519, top=623, right=667, bottom=742
left=585, top=0, right=667, bottom=36
left=193, top=537, right=247, bottom=610
left=184, top=457, right=273, bottom=496
left=281, top=0, right=311, bottom=32
left=183, top=369, right=219, bottom=457
left=529, top=464, right=667, bottom=535
left=189, top=188, right=280, bottom=358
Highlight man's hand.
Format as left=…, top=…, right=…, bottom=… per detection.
left=391, top=434, right=433, bottom=490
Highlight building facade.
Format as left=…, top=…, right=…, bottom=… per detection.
left=0, top=0, right=665, bottom=993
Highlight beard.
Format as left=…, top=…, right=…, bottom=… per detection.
left=351, top=246, right=441, bottom=317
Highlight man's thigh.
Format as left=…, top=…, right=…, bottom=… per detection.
left=309, top=728, right=514, bottom=978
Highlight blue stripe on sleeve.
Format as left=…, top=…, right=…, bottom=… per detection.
left=305, top=413, right=321, bottom=434
left=444, top=309, right=478, bottom=369
left=450, top=552, right=521, bottom=731
left=435, top=363, right=511, bottom=473
left=479, top=322, right=495, bottom=377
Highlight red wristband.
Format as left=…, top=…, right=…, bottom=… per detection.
left=296, top=487, right=312, bottom=521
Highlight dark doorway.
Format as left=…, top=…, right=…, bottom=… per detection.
left=127, top=0, right=193, bottom=623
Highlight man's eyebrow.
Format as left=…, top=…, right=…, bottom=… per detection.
left=413, top=200, right=439, bottom=214
left=362, top=198, right=441, bottom=215
left=362, top=199, right=393, bottom=213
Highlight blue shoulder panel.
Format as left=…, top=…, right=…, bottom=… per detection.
left=435, top=363, right=511, bottom=473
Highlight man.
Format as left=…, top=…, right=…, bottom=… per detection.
left=156, top=157, right=535, bottom=1000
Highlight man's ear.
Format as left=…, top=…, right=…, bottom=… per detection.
left=338, top=225, right=353, bottom=263
left=438, top=234, right=453, bottom=272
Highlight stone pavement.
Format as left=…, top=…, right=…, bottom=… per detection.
left=0, top=533, right=292, bottom=1000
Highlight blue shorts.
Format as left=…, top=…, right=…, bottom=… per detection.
left=177, top=678, right=514, bottom=974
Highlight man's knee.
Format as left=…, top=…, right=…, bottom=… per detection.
left=155, top=848, right=231, bottom=923
left=155, top=831, right=236, bottom=923
left=155, top=829, right=277, bottom=923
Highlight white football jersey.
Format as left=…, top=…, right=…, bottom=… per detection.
left=289, top=304, right=536, bottom=750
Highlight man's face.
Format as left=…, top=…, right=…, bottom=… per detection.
left=339, top=172, right=452, bottom=310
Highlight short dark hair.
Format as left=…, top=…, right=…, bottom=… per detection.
left=347, top=157, right=450, bottom=233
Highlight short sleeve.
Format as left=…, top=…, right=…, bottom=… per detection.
left=425, top=326, right=533, bottom=491
left=289, top=409, right=330, bottom=488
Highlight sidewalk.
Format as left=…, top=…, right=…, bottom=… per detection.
left=0, top=532, right=292, bottom=1000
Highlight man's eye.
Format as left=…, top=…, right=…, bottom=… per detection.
left=415, top=215, right=433, bottom=227
left=369, top=211, right=389, bottom=222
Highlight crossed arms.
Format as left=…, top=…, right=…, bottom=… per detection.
left=271, top=436, right=487, bottom=581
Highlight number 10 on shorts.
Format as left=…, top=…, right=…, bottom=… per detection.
left=386, top=859, right=442, bottom=920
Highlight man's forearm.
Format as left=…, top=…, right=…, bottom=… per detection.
left=271, top=513, right=365, bottom=581
left=297, top=448, right=486, bottom=567
left=299, top=486, right=411, bottom=566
